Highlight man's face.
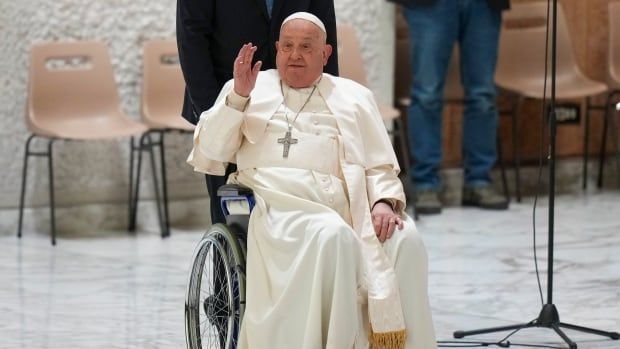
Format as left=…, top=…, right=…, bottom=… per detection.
left=276, top=19, right=332, bottom=88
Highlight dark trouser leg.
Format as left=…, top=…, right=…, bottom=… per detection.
left=459, top=0, right=502, bottom=187
left=403, top=0, right=458, bottom=191
left=204, top=163, right=237, bottom=225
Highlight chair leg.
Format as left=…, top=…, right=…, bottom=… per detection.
left=394, top=117, right=418, bottom=220
left=47, top=139, right=56, bottom=245
left=158, top=131, right=171, bottom=237
left=607, top=91, right=620, bottom=188
left=395, top=118, right=412, bottom=176
left=128, top=137, right=135, bottom=231
left=512, top=96, right=523, bottom=202
left=597, top=93, right=614, bottom=188
left=598, top=91, right=620, bottom=188
left=496, top=131, right=510, bottom=202
left=17, top=134, right=36, bottom=239
left=583, top=97, right=593, bottom=189
left=145, top=132, right=166, bottom=237
left=130, top=134, right=147, bottom=232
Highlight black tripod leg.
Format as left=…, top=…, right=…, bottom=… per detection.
left=551, top=323, right=577, bottom=349
left=454, top=322, right=534, bottom=338
left=559, top=322, right=620, bottom=340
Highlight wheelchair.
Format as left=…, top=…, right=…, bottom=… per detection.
left=185, top=184, right=255, bottom=349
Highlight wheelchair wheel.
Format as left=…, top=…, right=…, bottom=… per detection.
left=186, top=223, right=246, bottom=349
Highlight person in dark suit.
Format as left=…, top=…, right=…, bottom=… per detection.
left=388, top=0, right=510, bottom=214
left=177, top=0, right=338, bottom=226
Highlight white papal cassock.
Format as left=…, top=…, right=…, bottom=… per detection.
left=188, top=70, right=436, bottom=349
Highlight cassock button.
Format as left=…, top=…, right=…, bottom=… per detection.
left=329, top=198, right=334, bottom=204
left=313, top=120, right=319, bottom=125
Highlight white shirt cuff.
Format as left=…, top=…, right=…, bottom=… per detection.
left=225, top=90, right=250, bottom=112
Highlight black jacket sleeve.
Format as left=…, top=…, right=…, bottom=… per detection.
left=176, top=0, right=219, bottom=122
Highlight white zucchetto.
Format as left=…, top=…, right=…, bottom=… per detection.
left=281, top=12, right=326, bottom=34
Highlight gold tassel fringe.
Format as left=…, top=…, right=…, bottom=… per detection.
left=369, top=328, right=407, bottom=349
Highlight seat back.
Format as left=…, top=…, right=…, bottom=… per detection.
left=336, top=24, right=369, bottom=87
left=141, top=39, right=186, bottom=126
left=28, top=41, right=123, bottom=133
left=495, top=2, right=583, bottom=92
left=608, top=2, right=620, bottom=88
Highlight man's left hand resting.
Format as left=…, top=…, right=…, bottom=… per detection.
left=371, top=201, right=404, bottom=243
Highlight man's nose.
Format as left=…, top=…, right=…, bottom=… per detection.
left=290, top=47, right=303, bottom=59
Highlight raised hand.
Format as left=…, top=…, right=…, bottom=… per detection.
left=371, top=201, right=404, bottom=243
left=233, top=43, right=262, bottom=97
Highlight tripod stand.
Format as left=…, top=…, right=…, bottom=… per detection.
left=453, top=1, right=620, bottom=348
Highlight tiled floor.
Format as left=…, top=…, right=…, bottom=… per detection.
left=1, top=192, right=619, bottom=348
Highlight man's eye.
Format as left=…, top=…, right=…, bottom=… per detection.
left=283, top=43, right=294, bottom=51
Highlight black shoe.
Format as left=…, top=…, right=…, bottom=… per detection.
left=462, top=185, right=509, bottom=210
left=414, top=188, right=442, bottom=214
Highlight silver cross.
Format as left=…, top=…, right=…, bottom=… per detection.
left=277, top=129, right=298, bottom=158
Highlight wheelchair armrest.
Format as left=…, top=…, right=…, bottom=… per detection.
left=218, top=184, right=255, bottom=217
left=217, top=184, right=253, bottom=198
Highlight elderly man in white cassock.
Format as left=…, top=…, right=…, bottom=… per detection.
left=188, top=12, right=437, bottom=349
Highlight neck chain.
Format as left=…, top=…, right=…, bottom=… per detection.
left=277, top=81, right=317, bottom=158
left=280, top=81, right=317, bottom=129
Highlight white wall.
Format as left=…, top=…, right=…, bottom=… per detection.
left=0, top=0, right=394, bottom=228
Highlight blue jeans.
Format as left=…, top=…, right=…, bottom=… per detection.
left=404, top=0, right=501, bottom=190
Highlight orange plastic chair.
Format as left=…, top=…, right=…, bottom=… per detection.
left=17, top=41, right=147, bottom=245
left=595, top=2, right=620, bottom=188
left=494, top=2, right=608, bottom=192
left=129, top=39, right=192, bottom=237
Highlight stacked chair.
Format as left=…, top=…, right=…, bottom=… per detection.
left=596, top=2, right=620, bottom=188
left=494, top=2, right=608, bottom=194
left=129, top=39, right=192, bottom=238
left=17, top=41, right=147, bottom=245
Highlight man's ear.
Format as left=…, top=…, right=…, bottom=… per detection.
left=275, top=41, right=280, bottom=51
left=323, top=44, right=333, bottom=65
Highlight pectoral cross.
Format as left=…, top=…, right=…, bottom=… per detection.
left=277, top=128, right=298, bottom=158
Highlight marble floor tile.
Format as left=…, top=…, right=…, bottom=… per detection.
left=1, top=191, right=619, bottom=348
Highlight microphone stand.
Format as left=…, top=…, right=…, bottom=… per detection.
left=452, top=1, right=620, bottom=348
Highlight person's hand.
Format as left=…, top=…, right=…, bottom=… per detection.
left=233, top=43, right=262, bottom=97
left=371, top=201, right=404, bottom=243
